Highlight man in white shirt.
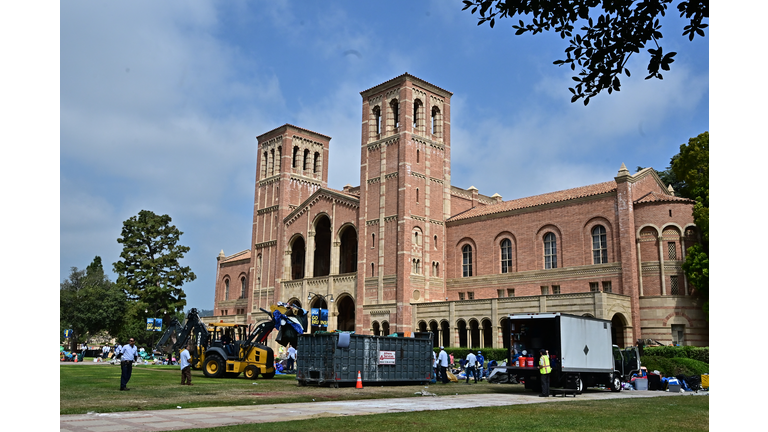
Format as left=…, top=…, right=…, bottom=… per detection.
left=437, top=346, right=450, bottom=384
left=102, top=345, right=110, bottom=359
left=120, top=338, right=139, bottom=391
left=179, top=343, right=192, bottom=385
left=465, top=351, right=478, bottom=384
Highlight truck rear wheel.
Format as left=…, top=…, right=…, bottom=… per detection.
left=203, top=354, right=225, bottom=378
left=610, top=376, right=622, bottom=392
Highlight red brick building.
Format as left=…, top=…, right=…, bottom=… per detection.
left=212, top=74, right=707, bottom=348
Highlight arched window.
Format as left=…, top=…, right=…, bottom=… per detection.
left=434, top=235, right=437, bottom=250
left=413, top=99, right=422, bottom=130
left=373, top=106, right=381, bottom=136
left=390, top=99, right=399, bottom=129
left=431, top=106, right=440, bottom=135
left=544, top=233, right=557, bottom=269
left=371, top=263, right=375, bottom=277
left=416, top=188, right=419, bottom=203
left=240, top=276, right=247, bottom=298
left=500, top=239, right=513, bottom=273
left=224, top=279, right=230, bottom=300
left=292, top=146, right=299, bottom=168
left=462, top=244, right=473, bottom=277
left=276, top=146, right=282, bottom=173
left=313, top=152, right=320, bottom=173
left=592, top=225, right=608, bottom=264
left=269, top=149, right=275, bottom=176
left=416, top=149, right=420, bottom=163
left=303, top=149, right=310, bottom=171
left=262, top=151, right=268, bottom=178
left=372, top=233, right=375, bottom=248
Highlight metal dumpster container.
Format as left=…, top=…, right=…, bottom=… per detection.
left=296, top=332, right=433, bottom=387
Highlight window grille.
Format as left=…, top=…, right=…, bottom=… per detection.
left=670, top=275, right=679, bottom=295
left=468, top=292, right=474, bottom=300
left=540, top=286, right=549, bottom=295
left=544, top=233, right=557, bottom=269
left=668, top=242, right=677, bottom=260
left=602, top=281, right=612, bottom=293
left=592, top=225, right=608, bottom=264
left=507, top=289, right=515, bottom=297
left=552, top=285, right=560, bottom=294
left=589, top=282, right=599, bottom=292
left=501, top=239, right=513, bottom=273
left=462, top=245, right=473, bottom=277
left=459, top=292, right=465, bottom=301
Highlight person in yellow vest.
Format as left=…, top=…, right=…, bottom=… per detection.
left=538, top=348, right=551, bottom=397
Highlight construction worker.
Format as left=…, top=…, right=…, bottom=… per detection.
left=538, top=348, right=551, bottom=397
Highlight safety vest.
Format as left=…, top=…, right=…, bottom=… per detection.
left=539, top=355, right=551, bottom=374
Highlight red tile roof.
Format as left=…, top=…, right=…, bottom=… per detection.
left=634, top=191, right=694, bottom=205
left=447, top=181, right=618, bottom=222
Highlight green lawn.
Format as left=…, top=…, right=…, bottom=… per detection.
left=173, top=396, right=709, bottom=432
left=61, top=364, right=526, bottom=414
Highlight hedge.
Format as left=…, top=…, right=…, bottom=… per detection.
left=433, top=347, right=509, bottom=363
left=642, top=346, right=708, bottom=364
left=640, top=355, right=709, bottom=377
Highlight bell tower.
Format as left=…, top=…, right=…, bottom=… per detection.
left=355, top=73, right=453, bottom=334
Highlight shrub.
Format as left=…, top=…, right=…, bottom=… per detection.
left=642, top=346, right=708, bottom=364
left=641, top=355, right=709, bottom=377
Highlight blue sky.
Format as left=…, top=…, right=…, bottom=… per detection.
left=58, top=1, right=709, bottom=312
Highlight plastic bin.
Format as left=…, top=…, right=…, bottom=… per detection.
left=296, top=332, right=434, bottom=386
left=668, top=383, right=682, bottom=392
left=633, top=378, right=648, bottom=390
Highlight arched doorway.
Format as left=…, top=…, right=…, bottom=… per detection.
left=457, top=320, right=468, bottom=347
left=382, top=321, right=390, bottom=336
left=372, top=321, right=380, bottom=336
left=291, top=237, right=305, bottom=280
left=418, top=321, right=428, bottom=332
left=336, top=295, right=355, bottom=332
left=441, top=321, right=451, bottom=347
left=469, top=319, right=480, bottom=348
left=338, top=225, right=358, bottom=274
left=313, top=215, right=331, bottom=277
left=429, top=321, right=439, bottom=348
left=482, top=319, right=493, bottom=348
left=611, top=313, right=628, bottom=348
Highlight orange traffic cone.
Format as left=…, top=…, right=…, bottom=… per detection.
left=356, top=370, right=363, bottom=389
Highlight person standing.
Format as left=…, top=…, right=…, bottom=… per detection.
left=437, top=346, right=449, bottom=384
left=287, top=343, right=297, bottom=372
left=432, top=350, right=438, bottom=382
left=102, top=345, right=110, bottom=359
left=538, top=348, right=551, bottom=397
left=179, top=343, right=192, bottom=386
left=114, top=342, right=123, bottom=361
left=476, top=351, right=485, bottom=380
left=465, top=351, right=478, bottom=384
left=120, top=338, right=139, bottom=391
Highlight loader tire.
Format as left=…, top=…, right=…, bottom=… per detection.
left=203, top=354, right=225, bottom=378
left=244, top=365, right=259, bottom=380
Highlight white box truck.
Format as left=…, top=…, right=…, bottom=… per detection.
left=503, top=313, right=640, bottom=393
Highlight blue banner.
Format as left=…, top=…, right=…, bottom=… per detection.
left=310, top=308, right=329, bottom=327
left=64, top=329, right=73, bottom=338
left=146, top=318, right=163, bottom=332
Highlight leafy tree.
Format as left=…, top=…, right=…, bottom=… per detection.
left=60, top=256, right=127, bottom=351
left=461, top=0, right=708, bottom=105
left=671, top=131, right=709, bottom=317
left=113, top=210, right=196, bottom=326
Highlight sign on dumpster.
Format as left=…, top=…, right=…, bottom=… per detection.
left=378, top=350, right=396, bottom=365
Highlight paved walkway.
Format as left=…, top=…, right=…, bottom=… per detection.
left=60, top=389, right=706, bottom=432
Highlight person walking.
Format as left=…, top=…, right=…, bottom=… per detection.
left=538, top=348, right=551, bottom=397
left=286, top=343, right=297, bottom=372
left=437, top=346, right=450, bottom=384
left=119, top=338, right=139, bottom=391
left=476, top=350, right=485, bottom=380
left=179, top=343, right=193, bottom=385
left=465, top=351, right=478, bottom=384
